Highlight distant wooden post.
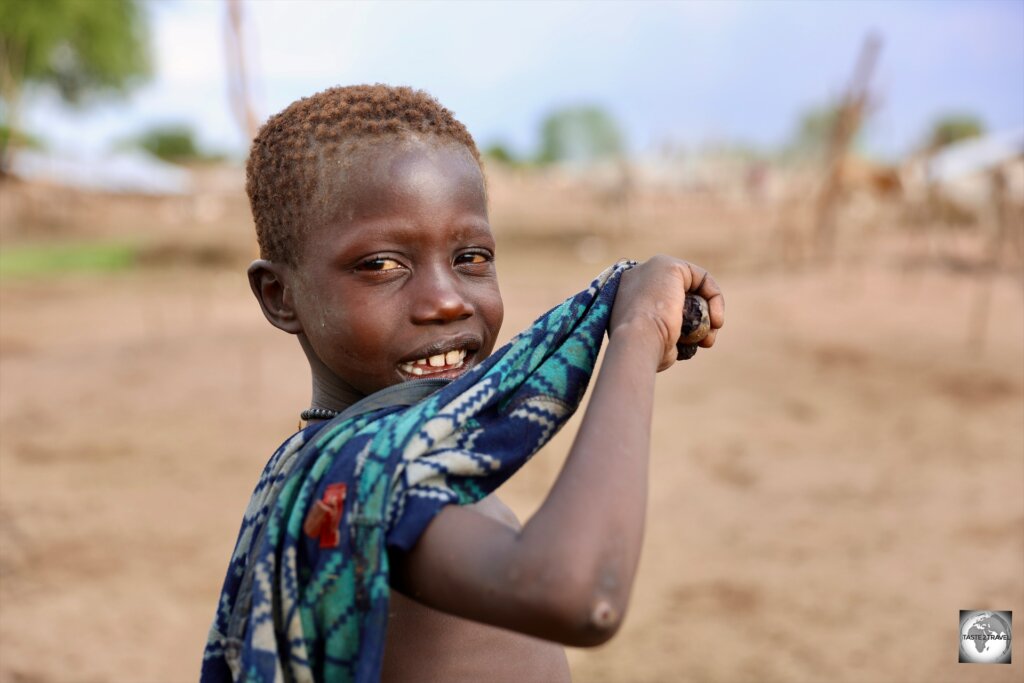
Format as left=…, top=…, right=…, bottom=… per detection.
left=814, top=34, right=882, bottom=260
left=612, top=157, right=632, bottom=240
left=224, top=0, right=260, bottom=142
left=223, top=0, right=262, bottom=260
left=968, top=164, right=1023, bottom=351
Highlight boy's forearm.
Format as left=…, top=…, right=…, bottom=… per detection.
left=389, top=323, right=664, bottom=646
left=515, top=321, right=662, bottom=634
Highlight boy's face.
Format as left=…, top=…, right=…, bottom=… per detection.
left=285, top=137, right=503, bottom=399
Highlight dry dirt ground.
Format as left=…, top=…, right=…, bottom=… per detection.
left=1, top=188, right=1022, bottom=683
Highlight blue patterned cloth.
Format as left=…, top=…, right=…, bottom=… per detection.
left=201, top=261, right=634, bottom=683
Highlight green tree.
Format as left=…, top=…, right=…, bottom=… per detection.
left=0, top=0, right=150, bottom=164
left=783, top=100, right=880, bottom=163
left=482, top=141, right=518, bottom=166
left=926, top=114, right=985, bottom=151
left=536, top=105, right=624, bottom=165
left=784, top=103, right=842, bottom=158
left=116, top=124, right=226, bottom=163
left=0, top=123, right=44, bottom=152
left=125, top=124, right=222, bottom=163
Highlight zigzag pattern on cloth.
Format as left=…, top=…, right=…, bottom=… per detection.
left=201, top=260, right=635, bottom=683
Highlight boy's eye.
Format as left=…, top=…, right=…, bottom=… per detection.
left=357, top=257, right=403, bottom=272
left=454, top=251, right=492, bottom=266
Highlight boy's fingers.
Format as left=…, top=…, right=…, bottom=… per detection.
left=696, top=271, right=721, bottom=299
left=683, top=262, right=707, bottom=292
left=685, top=263, right=724, bottom=331
left=698, top=327, right=718, bottom=348
left=706, top=292, right=725, bottom=330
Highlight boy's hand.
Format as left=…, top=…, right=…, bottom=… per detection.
left=609, top=256, right=724, bottom=372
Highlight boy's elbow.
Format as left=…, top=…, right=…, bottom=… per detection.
left=534, top=573, right=629, bottom=647
left=567, top=595, right=627, bottom=647
left=503, top=533, right=636, bottom=646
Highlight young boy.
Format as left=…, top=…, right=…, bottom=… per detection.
left=202, top=84, right=724, bottom=683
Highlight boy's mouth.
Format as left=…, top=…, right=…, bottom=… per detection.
left=397, top=336, right=481, bottom=379
left=398, top=348, right=468, bottom=376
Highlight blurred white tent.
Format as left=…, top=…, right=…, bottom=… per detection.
left=928, top=128, right=1024, bottom=182
left=9, top=149, right=193, bottom=195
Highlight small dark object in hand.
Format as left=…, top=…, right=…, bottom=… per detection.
left=676, top=343, right=698, bottom=360
left=676, top=294, right=710, bottom=361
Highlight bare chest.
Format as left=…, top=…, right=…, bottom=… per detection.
left=381, top=495, right=571, bottom=682
left=381, top=590, right=571, bottom=683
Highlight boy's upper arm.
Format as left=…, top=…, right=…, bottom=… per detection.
left=390, top=503, right=519, bottom=615
left=388, top=501, right=588, bottom=643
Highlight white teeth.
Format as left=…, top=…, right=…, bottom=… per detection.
left=399, top=348, right=468, bottom=376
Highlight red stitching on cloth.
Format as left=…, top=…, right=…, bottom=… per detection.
left=302, top=483, right=347, bottom=548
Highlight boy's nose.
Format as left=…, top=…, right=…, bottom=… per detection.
left=409, top=268, right=473, bottom=324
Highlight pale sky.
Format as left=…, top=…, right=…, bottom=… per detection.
left=23, top=0, right=1024, bottom=160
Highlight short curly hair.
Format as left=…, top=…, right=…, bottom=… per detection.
left=246, top=84, right=482, bottom=265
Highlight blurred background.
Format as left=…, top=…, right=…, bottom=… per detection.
left=1, top=1, right=1021, bottom=682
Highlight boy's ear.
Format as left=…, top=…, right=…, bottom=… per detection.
left=248, top=259, right=303, bottom=334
